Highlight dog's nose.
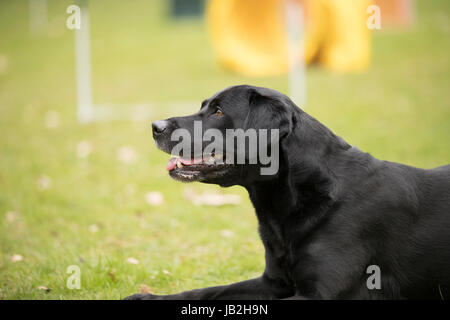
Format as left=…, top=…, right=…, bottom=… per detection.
left=152, top=120, right=168, bottom=135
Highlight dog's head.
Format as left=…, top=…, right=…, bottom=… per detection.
left=152, top=85, right=296, bottom=187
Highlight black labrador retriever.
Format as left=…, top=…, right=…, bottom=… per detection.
left=126, top=85, right=450, bottom=300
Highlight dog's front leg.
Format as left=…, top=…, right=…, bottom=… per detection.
left=124, top=276, right=290, bottom=300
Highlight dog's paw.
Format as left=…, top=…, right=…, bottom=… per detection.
left=123, top=293, right=161, bottom=300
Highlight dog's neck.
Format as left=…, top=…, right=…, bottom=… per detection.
left=245, top=112, right=352, bottom=226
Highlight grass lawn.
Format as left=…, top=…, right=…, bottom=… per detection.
left=0, top=0, right=449, bottom=299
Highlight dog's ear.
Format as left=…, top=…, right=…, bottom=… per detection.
left=244, top=87, right=301, bottom=205
left=244, top=87, right=295, bottom=138
left=238, top=87, right=298, bottom=178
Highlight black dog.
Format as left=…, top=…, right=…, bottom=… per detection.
left=126, top=85, right=450, bottom=300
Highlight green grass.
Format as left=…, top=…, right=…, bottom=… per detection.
left=0, top=0, right=449, bottom=299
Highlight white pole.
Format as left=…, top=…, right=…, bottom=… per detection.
left=29, top=0, right=48, bottom=36
left=75, top=0, right=93, bottom=123
left=285, top=0, right=306, bottom=107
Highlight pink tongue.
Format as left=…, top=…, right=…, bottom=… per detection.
left=166, top=157, right=204, bottom=171
left=166, top=158, right=178, bottom=171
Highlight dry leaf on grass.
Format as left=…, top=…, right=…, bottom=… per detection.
left=220, top=230, right=234, bottom=238
left=38, top=286, right=51, bottom=292
left=5, top=211, right=18, bottom=223
left=139, top=284, right=152, bottom=294
left=108, top=270, right=117, bottom=282
left=126, top=257, right=139, bottom=265
left=37, top=175, right=52, bottom=191
left=11, top=254, right=23, bottom=262
left=44, top=110, right=60, bottom=129
left=145, top=191, right=164, bottom=206
left=88, top=224, right=99, bottom=234
left=77, top=141, right=92, bottom=159
left=184, top=189, right=241, bottom=206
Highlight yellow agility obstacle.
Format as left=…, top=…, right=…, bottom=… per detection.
left=207, top=0, right=372, bottom=76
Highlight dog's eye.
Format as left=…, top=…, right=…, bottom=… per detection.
left=215, top=108, right=223, bottom=117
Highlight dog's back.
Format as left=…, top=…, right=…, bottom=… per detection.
left=386, top=163, right=450, bottom=299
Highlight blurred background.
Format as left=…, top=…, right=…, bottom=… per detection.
left=0, top=0, right=448, bottom=299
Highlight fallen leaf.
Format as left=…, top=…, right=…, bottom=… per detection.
left=5, top=211, right=17, bottom=223
left=220, top=230, right=234, bottom=238
left=139, top=284, right=152, bottom=294
left=108, top=270, right=117, bottom=282
left=184, top=188, right=240, bottom=206
left=45, top=110, right=60, bottom=129
left=77, top=140, right=92, bottom=159
left=126, top=257, right=139, bottom=265
left=37, top=175, right=52, bottom=191
left=11, top=254, right=23, bottom=262
left=38, top=286, right=51, bottom=292
left=145, top=191, right=164, bottom=206
left=88, top=224, right=99, bottom=234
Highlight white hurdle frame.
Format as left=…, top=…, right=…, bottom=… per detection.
left=285, top=0, right=307, bottom=107
left=75, top=0, right=93, bottom=123
left=73, top=0, right=307, bottom=123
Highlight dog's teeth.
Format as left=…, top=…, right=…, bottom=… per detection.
left=214, top=153, right=223, bottom=160
left=176, top=160, right=183, bottom=168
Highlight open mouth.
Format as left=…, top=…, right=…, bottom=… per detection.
left=166, top=152, right=229, bottom=182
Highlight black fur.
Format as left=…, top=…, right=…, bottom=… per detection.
left=126, top=85, right=450, bottom=300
